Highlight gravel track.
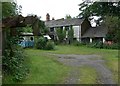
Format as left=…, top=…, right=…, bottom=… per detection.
left=47, top=53, right=116, bottom=84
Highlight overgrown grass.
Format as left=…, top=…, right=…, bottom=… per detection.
left=101, top=52, right=118, bottom=83
left=78, top=66, right=98, bottom=84
left=23, top=49, right=70, bottom=84
left=3, top=49, right=70, bottom=84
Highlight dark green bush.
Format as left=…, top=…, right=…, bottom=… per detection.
left=94, top=41, right=103, bottom=48
left=45, top=41, right=55, bottom=50
left=3, top=45, right=29, bottom=81
left=87, top=42, right=118, bottom=49
left=72, top=41, right=80, bottom=46
left=35, top=37, right=55, bottom=50
left=102, top=43, right=118, bottom=49
left=72, top=41, right=85, bottom=46
left=54, top=41, right=59, bottom=45
left=2, top=28, right=29, bottom=82
left=86, top=43, right=95, bottom=48
left=56, top=28, right=66, bottom=43
left=35, top=37, right=47, bottom=49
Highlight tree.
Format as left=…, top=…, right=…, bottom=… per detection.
left=68, top=26, right=74, bottom=44
left=65, top=14, right=72, bottom=19
left=79, top=1, right=120, bottom=25
left=104, top=16, right=119, bottom=42
left=79, top=1, right=120, bottom=18
left=56, top=28, right=66, bottom=43
left=39, top=20, right=49, bottom=34
left=2, top=2, right=21, bottom=19
left=79, top=1, right=92, bottom=18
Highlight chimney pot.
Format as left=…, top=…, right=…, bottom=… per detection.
left=46, top=13, right=50, bottom=21
left=52, top=17, right=55, bottom=20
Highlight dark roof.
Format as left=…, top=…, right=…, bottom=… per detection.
left=45, top=18, right=84, bottom=27
left=82, top=25, right=108, bottom=38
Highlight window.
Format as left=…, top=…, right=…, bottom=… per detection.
left=50, top=27, right=54, bottom=32
left=65, top=26, right=69, bottom=31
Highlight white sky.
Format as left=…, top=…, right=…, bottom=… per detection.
left=17, top=0, right=82, bottom=20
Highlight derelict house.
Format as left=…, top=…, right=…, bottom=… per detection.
left=45, top=13, right=107, bottom=43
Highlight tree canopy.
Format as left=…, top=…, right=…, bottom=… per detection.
left=79, top=1, right=120, bottom=18
left=2, top=2, right=21, bottom=19
left=65, top=14, right=72, bottom=19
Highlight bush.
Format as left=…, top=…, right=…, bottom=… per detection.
left=72, top=41, right=85, bottom=46
left=3, top=45, right=29, bottom=81
left=95, top=41, right=103, bottom=48
left=72, top=41, right=80, bottom=46
left=56, top=28, right=66, bottom=43
left=102, top=43, right=118, bottom=49
left=45, top=41, right=55, bottom=50
left=35, top=36, right=55, bottom=50
left=35, top=37, right=47, bottom=49
left=87, top=42, right=118, bottom=49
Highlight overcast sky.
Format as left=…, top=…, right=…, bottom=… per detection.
left=17, top=0, right=82, bottom=20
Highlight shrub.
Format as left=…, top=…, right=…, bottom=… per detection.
left=102, top=43, right=118, bottom=49
left=68, top=26, right=74, bottom=44
left=35, top=36, right=55, bottom=50
left=3, top=45, right=29, bottom=81
left=86, top=43, right=95, bottom=48
left=2, top=29, right=29, bottom=82
left=95, top=41, right=103, bottom=48
left=35, top=37, right=47, bottom=49
left=56, top=28, right=66, bottom=43
left=45, top=41, right=55, bottom=50
left=87, top=42, right=118, bottom=50
left=72, top=41, right=85, bottom=46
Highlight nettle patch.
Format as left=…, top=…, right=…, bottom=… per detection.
left=2, top=29, right=29, bottom=82
left=3, top=45, right=29, bottom=82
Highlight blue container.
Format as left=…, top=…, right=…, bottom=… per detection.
left=19, top=40, right=34, bottom=48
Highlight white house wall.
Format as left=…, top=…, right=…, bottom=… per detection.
left=73, top=26, right=81, bottom=42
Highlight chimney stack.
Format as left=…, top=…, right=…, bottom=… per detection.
left=46, top=13, right=50, bottom=21
left=52, top=17, right=55, bottom=20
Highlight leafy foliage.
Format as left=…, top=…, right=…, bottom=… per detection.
left=3, top=46, right=29, bottom=81
left=2, top=2, right=21, bottom=19
left=2, top=28, right=29, bottom=81
left=45, top=41, right=55, bottom=50
left=72, top=40, right=85, bottom=46
left=68, top=26, right=74, bottom=44
left=22, top=25, right=33, bottom=33
left=56, top=28, right=66, bottom=43
left=35, top=37, right=55, bottom=50
left=79, top=2, right=120, bottom=18
left=65, top=14, right=72, bottom=19
left=35, top=37, right=47, bottom=49
left=2, top=2, right=29, bottom=82
left=39, top=20, right=49, bottom=34
left=104, top=16, right=119, bottom=42
left=87, top=42, right=118, bottom=49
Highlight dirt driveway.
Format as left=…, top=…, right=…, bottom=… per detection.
left=47, top=53, right=116, bottom=84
